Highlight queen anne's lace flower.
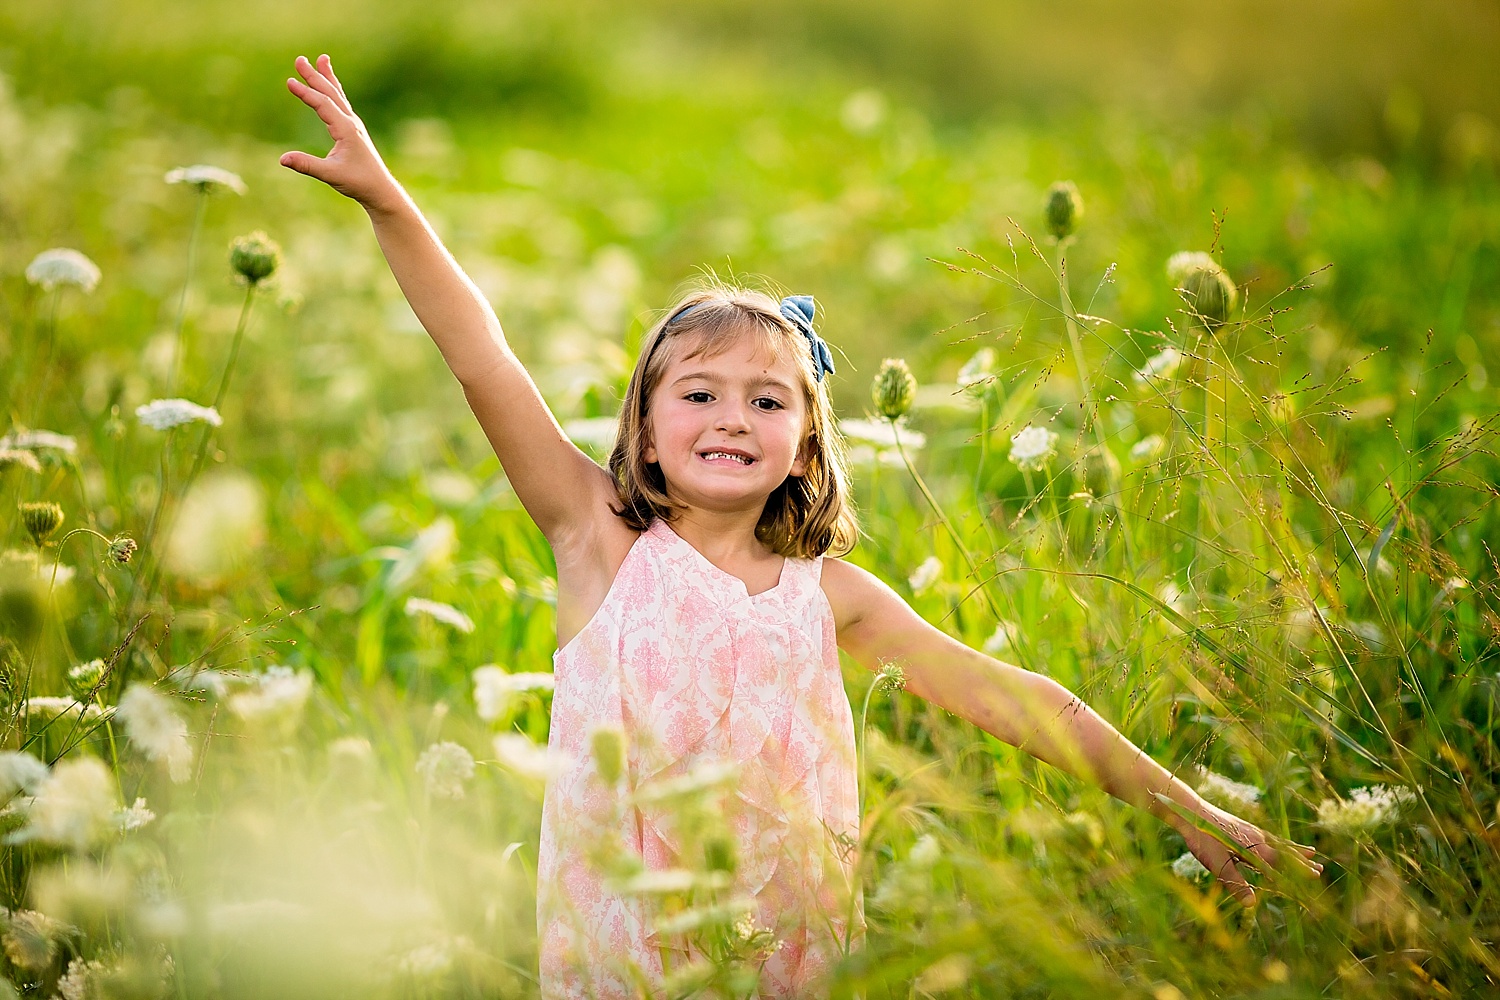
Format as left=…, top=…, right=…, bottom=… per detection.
left=1171, top=851, right=1211, bottom=881
left=908, top=556, right=943, bottom=594
left=226, top=666, right=313, bottom=724
left=1133, top=346, right=1183, bottom=386
left=164, top=164, right=247, bottom=195
left=471, top=666, right=554, bottom=721
left=10, top=757, right=118, bottom=850
left=416, top=741, right=475, bottom=799
left=116, top=684, right=194, bottom=783
left=25, top=249, right=101, bottom=293
left=404, top=597, right=475, bottom=633
left=1195, top=767, right=1263, bottom=813
left=0, top=752, right=48, bottom=798
left=493, top=733, right=569, bottom=782
left=839, top=418, right=925, bottom=450
left=1315, top=784, right=1415, bottom=835
left=135, top=398, right=223, bottom=431
left=114, top=797, right=157, bottom=832
left=0, top=430, right=77, bottom=455
left=1008, top=425, right=1058, bottom=471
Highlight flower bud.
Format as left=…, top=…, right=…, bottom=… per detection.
left=229, top=231, right=281, bottom=286
left=1166, top=252, right=1238, bottom=329
left=106, top=536, right=138, bottom=566
left=67, top=659, right=106, bottom=699
left=1044, top=181, right=1084, bottom=241
left=591, top=725, right=626, bottom=785
left=872, top=358, right=916, bottom=421
left=19, top=501, right=63, bottom=545
left=703, top=833, right=737, bottom=874
left=875, top=661, right=908, bottom=693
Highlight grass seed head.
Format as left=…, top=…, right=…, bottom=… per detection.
left=19, top=501, right=63, bottom=545
left=872, top=358, right=916, bottom=420
left=229, top=231, right=281, bottom=285
left=1045, top=180, right=1084, bottom=240
left=0, top=449, right=43, bottom=474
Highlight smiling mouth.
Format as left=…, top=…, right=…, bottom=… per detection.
left=699, top=450, right=756, bottom=465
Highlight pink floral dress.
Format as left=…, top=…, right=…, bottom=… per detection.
left=537, top=518, right=862, bottom=998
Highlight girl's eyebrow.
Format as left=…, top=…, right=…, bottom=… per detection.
left=670, top=371, right=797, bottom=394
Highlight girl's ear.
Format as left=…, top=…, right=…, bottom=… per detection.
left=789, top=435, right=813, bottom=478
left=642, top=428, right=658, bottom=465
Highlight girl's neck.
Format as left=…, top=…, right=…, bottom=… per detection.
left=667, top=505, right=774, bottom=566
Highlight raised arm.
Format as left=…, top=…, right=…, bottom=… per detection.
left=278, top=55, right=617, bottom=547
left=820, top=558, right=1322, bottom=904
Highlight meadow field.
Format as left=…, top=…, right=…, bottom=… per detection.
left=0, top=1, right=1497, bottom=996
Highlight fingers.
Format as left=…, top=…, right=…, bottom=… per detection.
left=1214, top=857, right=1257, bottom=907
left=285, top=76, right=350, bottom=135
left=279, top=150, right=329, bottom=182
left=295, top=55, right=353, bottom=116
left=317, top=54, right=353, bottom=108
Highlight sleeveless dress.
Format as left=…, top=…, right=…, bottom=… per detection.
left=537, top=518, right=862, bottom=998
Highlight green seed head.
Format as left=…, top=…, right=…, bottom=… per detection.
left=876, top=660, right=908, bottom=693
left=107, top=536, right=138, bottom=566
left=591, top=725, right=626, bottom=785
left=872, top=358, right=917, bottom=421
left=1167, top=252, right=1238, bottom=329
left=1045, top=181, right=1084, bottom=241
left=229, top=231, right=281, bottom=285
left=19, top=501, right=63, bottom=545
left=67, top=658, right=107, bottom=699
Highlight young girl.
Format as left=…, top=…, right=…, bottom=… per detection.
left=280, top=54, right=1321, bottom=998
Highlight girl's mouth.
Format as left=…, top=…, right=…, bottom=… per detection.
left=698, top=449, right=756, bottom=466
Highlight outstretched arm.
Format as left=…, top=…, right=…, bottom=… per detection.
left=822, top=558, right=1322, bottom=904
left=279, top=55, right=617, bottom=549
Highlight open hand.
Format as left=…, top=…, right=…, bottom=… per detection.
left=280, top=55, right=401, bottom=213
left=1178, top=797, right=1323, bottom=906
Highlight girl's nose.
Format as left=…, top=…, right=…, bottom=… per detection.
left=716, top=400, right=752, bottom=434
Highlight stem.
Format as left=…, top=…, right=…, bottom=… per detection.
left=846, top=671, right=883, bottom=955
left=28, top=290, right=63, bottom=429
left=168, top=189, right=210, bottom=397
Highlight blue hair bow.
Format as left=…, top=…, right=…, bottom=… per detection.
left=779, top=294, right=836, bottom=383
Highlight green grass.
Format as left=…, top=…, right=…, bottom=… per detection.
left=0, top=5, right=1497, bottom=996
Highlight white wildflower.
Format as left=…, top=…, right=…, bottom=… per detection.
left=404, top=597, right=475, bottom=634
left=956, top=347, right=997, bottom=396
left=135, top=398, right=222, bottom=431
left=844, top=444, right=905, bottom=468
left=416, top=741, right=475, bottom=799
left=23, top=696, right=110, bottom=723
left=493, top=733, right=569, bottom=782
left=633, top=760, right=739, bottom=805
left=908, top=556, right=943, bottom=595
left=114, top=797, right=156, bottom=832
left=1315, top=785, right=1415, bottom=836
left=1133, top=346, right=1183, bottom=386
left=1008, top=425, right=1058, bottom=471
left=472, top=666, right=554, bottom=722
left=562, top=416, right=619, bottom=452
left=839, top=418, right=926, bottom=450
left=57, top=956, right=110, bottom=1000
left=25, top=248, right=101, bottom=293
left=615, top=868, right=698, bottom=895
left=0, top=752, right=48, bottom=798
left=226, top=666, right=313, bottom=724
left=10, top=757, right=118, bottom=850
left=982, top=621, right=1017, bottom=656
left=908, top=834, right=942, bottom=869
left=164, top=164, right=247, bottom=195
left=116, top=685, right=194, bottom=783
left=0, top=429, right=77, bottom=455
left=1130, top=434, right=1165, bottom=462
left=1194, top=767, right=1262, bottom=812
left=1171, top=851, right=1211, bottom=881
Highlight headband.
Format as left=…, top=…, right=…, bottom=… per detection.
left=664, top=294, right=836, bottom=383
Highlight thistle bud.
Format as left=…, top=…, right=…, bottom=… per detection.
left=591, top=725, right=626, bottom=785
left=19, top=501, right=63, bottom=545
left=229, top=231, right=281, bottom=286
left=1044, top=181, right=1084, bottom=241
left=872, top=358, right=916, bottom=421
left=1166, top=252, right=1238, bottom=329
left=107, top=536, right=138, bottom=566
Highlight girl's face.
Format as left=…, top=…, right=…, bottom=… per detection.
left=643, top=328, right=811, bottom=515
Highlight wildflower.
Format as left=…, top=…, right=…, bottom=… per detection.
left=1171, top=851, right=1211, bottom=881
left=0, top=449, right=42, bottom=474
left=655, top=897, right=753, bottom=936
left=908, top=556, right=942, bottom=595
left=1008, top=425, right=1058, bottom=471
left=494, top=734, right=569, bottom=782
left=615, top=868, right=697, bottom=895
left=227, top=666, right=313, bottom=724
left=1044, top=181, right=1084, bottom=240
left=956, top=347, right=997, bottom=396
left=839, top=417, right=925, bottom=450
left=0, top=429, right=78, bottom=456
left=982, top=621, right=1017, bottom=656
left=590, top=725, right=626, bottom=784
left=164, top=164, right=247, bottom=195
left=135, top=398, right=222, bottom=431
left=23, top=696, right=110, bottom=723
left=229, top=231, right=281, bottom=285
left=10, top=757, right=118, bottom=850
left=0, top=752, right=48, bottom=798
left=116, top=685, right=194, bottom=783
left=1194, top=767, right=1263, bottom=813
left=872, top=358, right=917, bottom=420
left=1315, top=785, right=1415, bottom=836
left=19, top=501, right=63, bottom=545
left=1, top=909, right=65, bottom=970
left=908, top=834, right=942, bottom=869
left=1132, top=346, right=1183, bottom=386
left=732, top=911, right=782, bottom=961
left=25, top=248, right=101, bottom=293
left=1167, top=252, right=1238, bottom=329
left=57, top=957, right=111, bottom=1000
left=875, top=661, right=908, bottom=693
left=472, top=666, right=554, bottom=722
left=115, top=798, right=156, bottom=832
left=416, top=741, right=475, bottom=799
left=633, top=760, right=739, bottom=805
left=562, top=417, right=619, bottom=452
left=106, top=536, right=137, bottom=566
left=67, top=658, right=107, bottom=699
left=404, top=597, right=475, bottom=634
left=1130, top=434, right=1165, bottom=462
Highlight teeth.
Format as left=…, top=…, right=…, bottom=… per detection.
left=702, top=451, right=752, bottom=464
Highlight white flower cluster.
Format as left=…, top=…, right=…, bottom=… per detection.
left=1195, top=767, right=1263, bottom=813
left=415, top=741, right=476, bottom=799
left=135, top=398, right=223, bottom=431
left=22, top=696, right=110, bottom=722
left=0, top=752, right=48, bottom=798
left=0, top=429, right=77, bottom=455
left=8, top=757, right=119, bottom=850
left=1171, top=851, right=1211, bottom=881
left=1130, top=434, right=1165, bottom=462
left=404, top=597, right=475, bottom=633
left=493, top=733, right=569, bottom=782
left=25, top=248, right=100, bottom=293
left=1315, top=784, right=1415, bottom=836
left=116, top=685, right=194, bottom=783
left=164, top=164, right=247, bottom=195
left=839, top=418, right=926, bottom=450
left=1008, top=424, right=1058, bottom=471
left=1133, top=346, right=1183, bottom=386
left=956, top=347, right=997, bottom=396
left=471, top=666, right=554, bottom=722
left=908, top=556, right=943, bottom=595
left=225, top=666, right=315, bottom=724
left=115, top=797, right=157, bottom=832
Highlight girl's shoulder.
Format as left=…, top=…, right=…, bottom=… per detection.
left=816, top=556, right=889, bottom=635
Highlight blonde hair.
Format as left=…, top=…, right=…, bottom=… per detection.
left=608, top=280, right=859, bottom=558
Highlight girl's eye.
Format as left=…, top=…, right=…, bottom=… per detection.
left=684, top=391, right=714, bottom=403
left=753, top=397, right=785, bottom=411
